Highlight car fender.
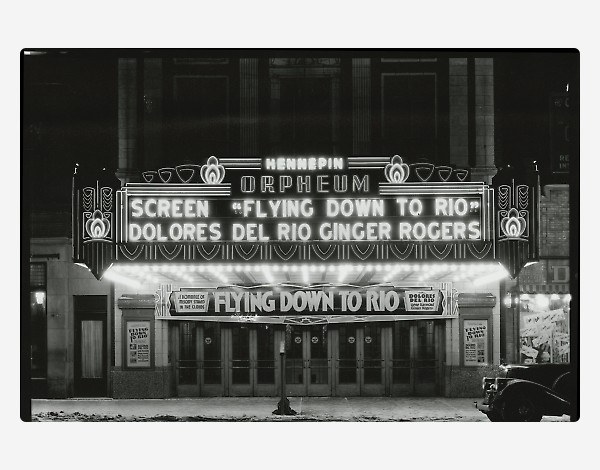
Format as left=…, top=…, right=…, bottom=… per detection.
left=496, top=379, right=570, bottom=416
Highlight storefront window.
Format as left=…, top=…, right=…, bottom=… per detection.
left=30, top=263, right=47, bottom=378
left=519, top=293, right=570, bottom=364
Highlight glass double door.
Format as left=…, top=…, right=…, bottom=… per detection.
left=228, top=324, right=278, bottom=396
left=285, top=325, right=331, bottom=396
left=175, top=322, right=278, bottom=397
left=335, top=324, right=386, bottom=396
left=389, top=321, right=440, bottom=396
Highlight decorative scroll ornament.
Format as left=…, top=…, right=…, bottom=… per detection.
left=200, top=156, right=226, bottom=184
left=500, top=207, right=527, bottom=239
left=142, top=156, right=227, bottom=185
left=384, top=155, right=409, bottom=183
left=85, top=209, right=111, bottom=239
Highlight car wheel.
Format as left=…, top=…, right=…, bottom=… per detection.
left=502, top=396, right=542, bottom=422
left=485, top=410, right=503, bottom=422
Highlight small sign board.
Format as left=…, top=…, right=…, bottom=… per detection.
left=404, top=290, right=440, bottom=312
left=173, top=291, right=209, bottom=313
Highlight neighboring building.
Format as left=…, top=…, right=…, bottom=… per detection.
left=25, top=51, right=576, bottom=399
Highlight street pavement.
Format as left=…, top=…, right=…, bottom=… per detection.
left=29, top=397, right=570, bottom=422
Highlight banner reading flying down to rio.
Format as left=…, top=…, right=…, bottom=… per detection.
left=156, top=283, right=448, bottom=324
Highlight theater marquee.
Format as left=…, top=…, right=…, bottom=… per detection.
left=73, top=155, right=540, bottom=320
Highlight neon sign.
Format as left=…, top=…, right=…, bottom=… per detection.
left=74, top=155, right=539, bottom=280
left=119, top=194, right=486, bottom=243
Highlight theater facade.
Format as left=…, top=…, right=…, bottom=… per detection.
left=71, top=154, right=539, bottom=398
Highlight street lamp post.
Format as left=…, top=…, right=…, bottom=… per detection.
left=272, top=339, right=296, bottom=416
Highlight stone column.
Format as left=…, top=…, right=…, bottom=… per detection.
left=117, top=58, right=139, bottom=184
left=449, top=58, right=469, bottom=168
left=470, top=58, right=496, bottom=184
left=352, top=58, right=371, bottom=155
left=240, top=58, right=259, bottom=156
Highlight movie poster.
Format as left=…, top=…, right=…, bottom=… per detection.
left=464, top=319, right=488, bottom=365
left=126, top=321, right=151, bottom=368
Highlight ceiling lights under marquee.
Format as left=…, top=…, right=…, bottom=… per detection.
left=105, top=261, right=508, bottom=288
left=73, top=155, right=540, bottom=281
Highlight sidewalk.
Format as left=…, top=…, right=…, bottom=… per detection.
left=29, top=397, right=568, bottom=422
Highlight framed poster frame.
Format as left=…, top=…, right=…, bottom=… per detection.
left=122, top=312, right=155, bottom=370
left=460, top=315, right=492, bottom=367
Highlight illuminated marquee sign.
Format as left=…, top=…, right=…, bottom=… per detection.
left=119, top=195, right=485, bottom=243
left=158, top=284, right=450, bottom=324
left=113, top=155, right=495, bottom=266
left=73, top=155, right=538, bottom=278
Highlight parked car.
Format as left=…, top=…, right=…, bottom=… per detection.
left=476, top=363, right=573, bottom=421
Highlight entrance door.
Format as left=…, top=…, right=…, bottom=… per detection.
left=390, top=322, right=413, bottom=395
left=229, top=325, right=252, bottom=396
left=73, top=295, right=108, bottom=397
left=175, top=322, right=278, bottom=397
left=254, top=324, right=278, bottom=396
left=200, top=322, right=224, bottom=396
left=335, top=324, right=359, bottom=395
left=74, top=296, right=107, bottom=397
left=227, top=324, right=278, bottom=396
left=175, top=322, right=225, bottom=397
left=334, top=324, right=386, bottom=396
left=413, top=320, right=439, bottom=396
left=285, top=325, right=331, bottom=396
left=361, top=323, right=386, bottom=395
left=389, top=320, right=441, bottom=396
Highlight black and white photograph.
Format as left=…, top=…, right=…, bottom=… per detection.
left=22, top=47, right=578, bottom=423
left=12, top=5, right=591, bottom=468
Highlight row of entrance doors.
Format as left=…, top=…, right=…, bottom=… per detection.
left=173, top=321, right=443, bottom=397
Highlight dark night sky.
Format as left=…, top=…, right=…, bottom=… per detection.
left=22, top=50, right=578, bottom=211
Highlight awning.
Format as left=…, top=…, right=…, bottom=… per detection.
left=520, top=283, right=570, bottom=294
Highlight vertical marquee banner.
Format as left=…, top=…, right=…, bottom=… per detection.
left=72, top=165, right=122, bottom=279
left=492, top=164, right=540, bottom=278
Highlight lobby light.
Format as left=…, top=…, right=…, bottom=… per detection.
left=472, top=265, right=509, bottom=286
left=536, top=294, right=550, bottom=309
left=103, top=269, right=142, bottom=289
left=34, top=291, right=45, bottom=305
